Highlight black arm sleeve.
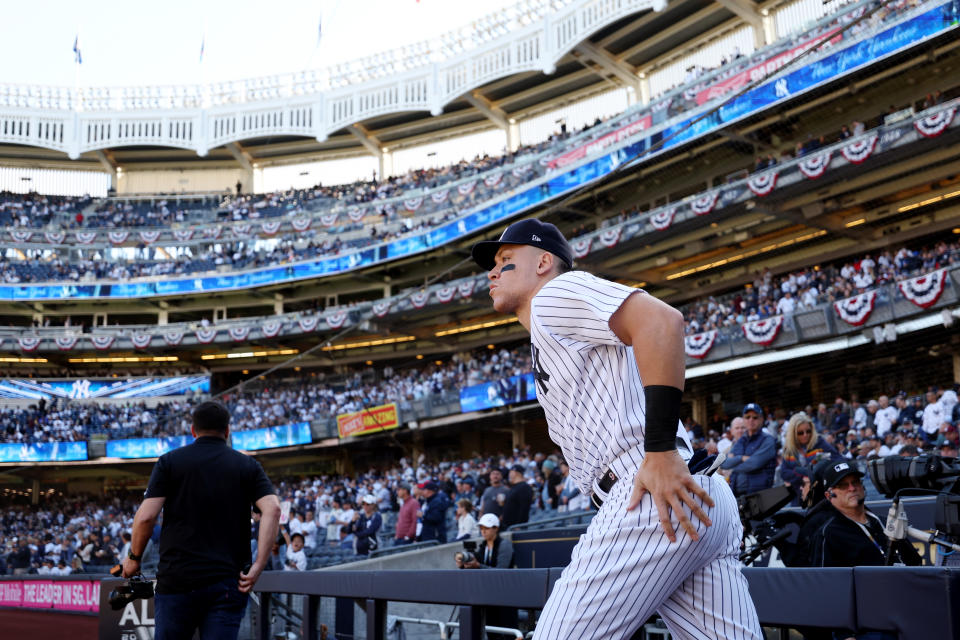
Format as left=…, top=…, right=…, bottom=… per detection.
left=644, top=385, right=682, bottom=452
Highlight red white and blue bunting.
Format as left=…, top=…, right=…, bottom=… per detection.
left=650, top=207, right=678, bottom=231
left=914, top=107, right=956, bottom=138
left=297, top=316, right=319, bottom=332
left=261, top=221, right=281, bottom=236
left=572, top=238, right=592, bottom=259
left=684, top=330, right=717, bottom=359
left=898, top=268, right=948, bottom=309
left=841, top=134, right=878, bottom=164
left=75, top=231, right=97, bottom=244
left=411, top=291, right=429, bottom=309
left=44, top=232, right=65, bottom=244
left=798, top=150, right=832, bottom=179
left=204, top=226, right=222, bottom=240
left=372, top=301, right=391, bottom=317
left=483, top=174, right=503, bottom=188
left=131, top=333, right=153, bottom=349
left=403, top=198, right=423, bottom=212
left=321, top=213, right=339, bottom=227
left=691, top=190, right=720, bottom=216
left=90, top=335, right=115, bottom=350
left=163, top=331, right=184, bottom=346
left=458, top=280, right=475, bottom=299
left=834, top=290, right=877, bottom=326
left=173, top=229, right=194, bottom=242
left=458, top=181, right=477, bottom=195
left=598, top=228, right=622, bottom=249
left=232, top=223, right=252, bottom=238
left=347, top=208, right=366, bottom=222
left=139, top=230, right=161, bottom=244
left=747, top=170, right=778, bottom=197
left=10, top=230, right=32, bottom=243
left=742, top=316, right=784, bottom=346
left=261, top=320, right=282, bottom=338
left=229, top=327, right=251, bottom=342
left=436, top=286, right=456, bottom=303
left=55, top=336, right=78, bottom=351
left=291, top=217, right=312, bottom=232
left=431, top=190, right=449, bottom=203
left=18, top=336, right=41, bottom=352
left=196, top=328, right=218, bottom=344
left=326, top=311, right=348, bottom=329
left=108, top=231, right=130, bottom=245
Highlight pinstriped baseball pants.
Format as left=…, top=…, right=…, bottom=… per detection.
left=533, top=474, right=762, bottom=640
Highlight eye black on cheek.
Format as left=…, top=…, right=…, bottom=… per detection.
left=500, top=263, right=516, bottom=273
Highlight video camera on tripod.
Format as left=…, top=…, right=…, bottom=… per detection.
left=866, top=454, right=960, bottom=565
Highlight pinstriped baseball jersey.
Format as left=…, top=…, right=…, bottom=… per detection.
left=529, top=270, right=691, bottom=493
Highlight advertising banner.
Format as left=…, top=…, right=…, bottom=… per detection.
left=0, top=579, right=100, bottom=612
left=548, top=115, right=652, bottom=169
left=0, top=376, right=209, bottom=400
left=459, top=373, right=537, bottom=413
left=0, top=441, right=87, bottom=463
left=337, top=403, right=400, bottom=438
left=230, top=421, right=312, bottom=451
left=106, top=436, right=195, bottom=459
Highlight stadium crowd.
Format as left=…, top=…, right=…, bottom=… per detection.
left=0, top=345, right=532, bottom=444
left=2, top=372, right=958, bottom=575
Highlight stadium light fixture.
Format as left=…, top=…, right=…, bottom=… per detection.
left=67, top=356, right=178, bottom=363
left=0, top=357, right=47, bottom=363
left=201, top=348, right=298, bottom=360
left=434, top=316, right=518, bottom=336
left=321, top=336, right=415, bottom=351
left=845, top=218, right=866, bottom=227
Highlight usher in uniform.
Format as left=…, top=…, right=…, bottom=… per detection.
left=528, top=270, right=760, bottom=640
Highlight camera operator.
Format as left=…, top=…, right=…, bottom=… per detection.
left=808, top=461, right=920, bottom=567
left=454, top=514, right=514, bottom=569
left=121, top=401, right=281, bottom=640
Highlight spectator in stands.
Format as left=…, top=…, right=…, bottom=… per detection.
left=721, top=403, right=777, bottom=496
left=480, top=468, right=508, bottom=517
left=280, top=531, right=307, bottom=571
left=394, top=484, right=418, bottom=545
left=875, top=395, right=899, bottom=438
left=299, top=510, right=319, bottom=550
left=418, top=482, right=449, bottom=544
left=922, top=390, right=945, bottom=442
left=345, top=495, right=382, bottom=556
left=455, top=514, right=514, bottom=569
left=779, top=412, right=840, bottom=501
left=557, top=460, right=586, bottom=512
left=455, top=499, right=480, bottom=541
left=717, top=417, right=745, bottom=456
left=500, top=465, right=533, bottom=530
left=10, top=538, right=31, bottom=575
left=454, top=476, right=477, bottom=506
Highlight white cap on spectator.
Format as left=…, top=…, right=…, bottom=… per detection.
left=361, top=494, right=377, bottom=505
left=478, top=513, right=500, bottom=529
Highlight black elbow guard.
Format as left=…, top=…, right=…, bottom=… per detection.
left=644, top=385, right=683, bottom=452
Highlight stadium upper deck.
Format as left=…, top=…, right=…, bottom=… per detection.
left=0, top=0, right=886, bottom=179
left=1, top=0, right=959, bottom=380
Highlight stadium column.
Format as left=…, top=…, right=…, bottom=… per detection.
left=714, top=0, right=768, bottom=47
left=31, top=479, right=40, bottom=506
left=464, top=92, right=518, bottom=153
left=690, top=394, right=708, bottom=432
left=226, top=142, right=254, bottom=193
left=953, top=353, right=960, bottom=385
left=347, top=124, right=390, bottom=179
left=511, top=423, right=525, bottom=450
left=274, top=294, right=284, bottom=315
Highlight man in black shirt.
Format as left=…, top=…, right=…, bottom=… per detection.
left=122, top=401, right=280, bottom=640
left=500, top=465, right=533, bottom=530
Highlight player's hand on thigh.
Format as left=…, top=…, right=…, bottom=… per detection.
left=627, top=450, right=714, bottom=543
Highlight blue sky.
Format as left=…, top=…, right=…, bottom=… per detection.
left=2, top=0, right=516, bottom=88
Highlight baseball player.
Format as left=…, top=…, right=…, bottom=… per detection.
left=472, top=219, right=760, bottom=639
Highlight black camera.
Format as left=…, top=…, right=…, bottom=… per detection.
left=108, top=574, right=155, bottom=611
left=455, top=540, right=478, bottom=564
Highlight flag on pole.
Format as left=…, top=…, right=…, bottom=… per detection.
left=316, top=16, right=322, bottom=46
left=73, top=34, right=82, bottom=64
left=199, top=34, right=205, bottom=63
